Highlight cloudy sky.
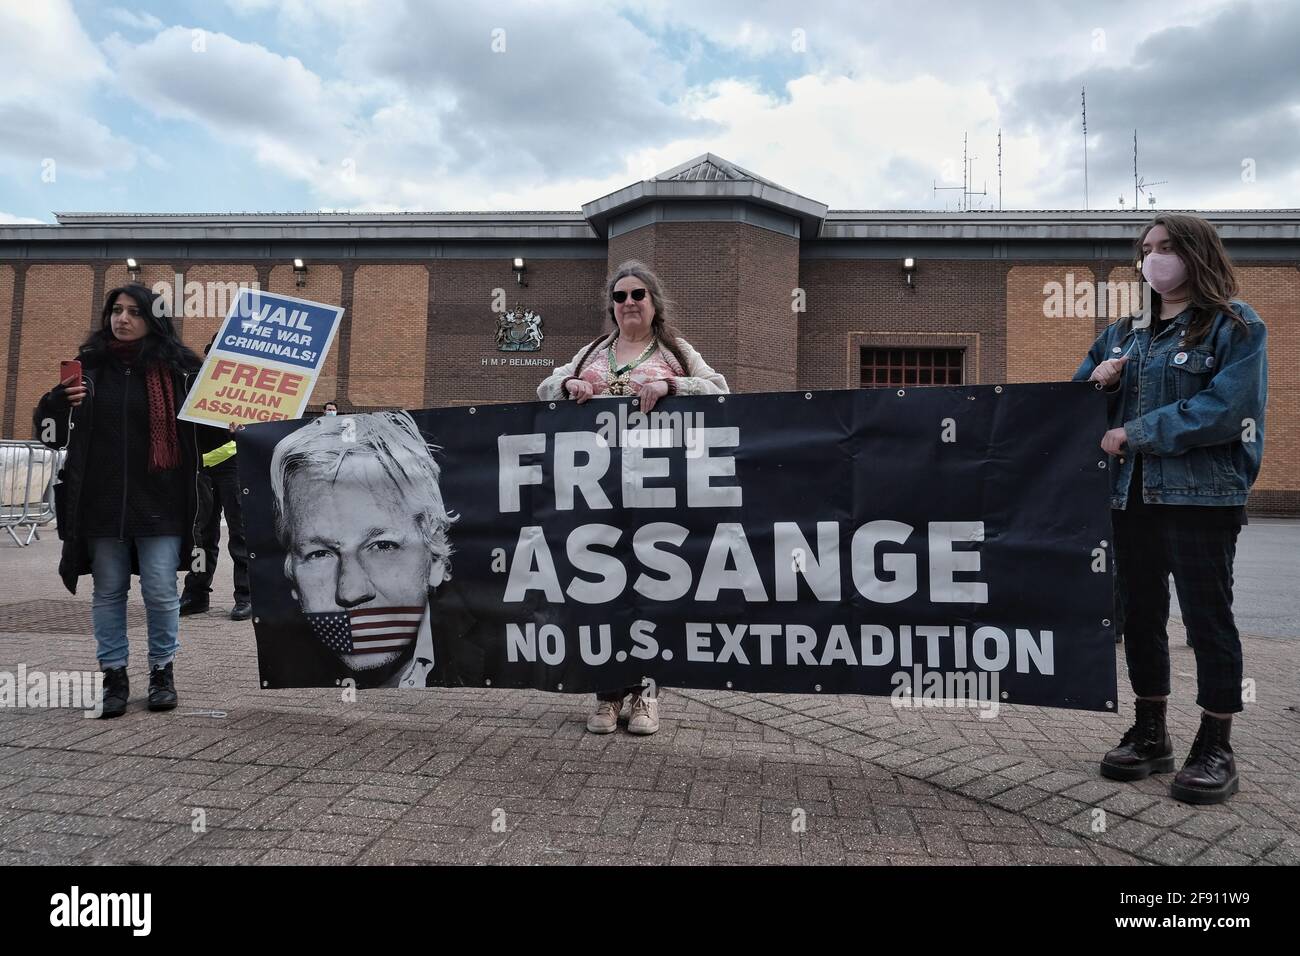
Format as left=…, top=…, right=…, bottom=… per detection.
left=1, top=0, right=1297, bottom=222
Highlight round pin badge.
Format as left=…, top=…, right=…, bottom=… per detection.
left=1112, top=346, right=1122, bottom=354
left=1173, top=351, right=1188, bottom=365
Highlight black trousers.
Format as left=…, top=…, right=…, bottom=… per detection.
left=598, top=684, right=650, bottom=702
left=1111, top=504, right=1244, bottom=714
left=183, top=460, right=250, bottom=604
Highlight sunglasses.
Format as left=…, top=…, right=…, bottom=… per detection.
left=611, top=288, right=649, bottom=303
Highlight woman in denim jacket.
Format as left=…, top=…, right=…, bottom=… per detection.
left=1074, top=213, right=1267, bottom=805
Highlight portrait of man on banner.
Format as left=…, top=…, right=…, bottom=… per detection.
left=268, top=411, right=483, bottom=688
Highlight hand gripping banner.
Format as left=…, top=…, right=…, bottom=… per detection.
left=237, top=383, right=1119, bottom=711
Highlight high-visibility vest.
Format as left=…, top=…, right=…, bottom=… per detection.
left=203, top=440, right=237, bottom=469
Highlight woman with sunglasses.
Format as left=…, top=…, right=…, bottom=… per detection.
left=538, top=260, right=728, bottom=735
left=1073, top=214, right=1267, bottom=804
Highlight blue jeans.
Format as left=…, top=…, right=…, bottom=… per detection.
left=88, top=536, right=182, bottom=670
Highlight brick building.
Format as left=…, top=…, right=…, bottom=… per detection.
left=1, top=154, right=1296, bottom=512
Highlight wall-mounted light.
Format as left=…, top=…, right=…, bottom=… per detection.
left=126, top=257, right=141, bottom=282
left=293, top=258, right=308, bottom=288
left=902, top=257, right=917, bottom=290
left=512, top=256, right=528, bottom=287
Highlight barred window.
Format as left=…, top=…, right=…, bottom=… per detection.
left=859, top=348, right=964, bottom=388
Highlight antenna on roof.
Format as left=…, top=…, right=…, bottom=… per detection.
left=1133, top=130, right=1167, bottom=211
left=933, top=132, right=988, bottom=211
left=997, top=128, right=1003, bottom=211
left=1081, top=85, right=1089, bottom=210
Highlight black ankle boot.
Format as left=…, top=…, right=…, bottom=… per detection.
left=147, top=662, right=178, bottom=711
left=1171, top=714, right=1239, bottom=805
left=1100, top=698, right=1174, bottom=781
left=99, top=666, right=129, bottom=719
left=179, top=591, right=209, bottom=616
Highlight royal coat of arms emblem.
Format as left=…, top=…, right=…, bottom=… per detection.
left=496, top=307, right=544, bottom=351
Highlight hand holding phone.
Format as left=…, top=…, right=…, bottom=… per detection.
left=59, top=359, right=87, bottom=407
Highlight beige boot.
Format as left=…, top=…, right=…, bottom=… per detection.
left=627, top=693, right=660, bottom=735
left=586, top=696, right=623, bottom=734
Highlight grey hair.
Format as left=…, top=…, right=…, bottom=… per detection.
left=269, top=411, right=456, bottom=580
left=604, top=260, right=690, bottom=374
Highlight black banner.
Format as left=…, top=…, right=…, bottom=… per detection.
left=237, top=384, right=1118, bottom=711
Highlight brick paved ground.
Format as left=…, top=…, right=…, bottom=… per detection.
left=1, top=533, right=1297, bottom=865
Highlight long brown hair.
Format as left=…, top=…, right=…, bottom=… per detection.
left=1131, top=213, right=1245, bottom=347
left=572, top=260, right=690, bottom=376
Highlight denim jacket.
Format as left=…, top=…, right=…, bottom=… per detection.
left=1072, top=300, right=1267, bottom=509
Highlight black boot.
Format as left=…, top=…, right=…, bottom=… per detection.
left=1171, top=714, right=1239, bottom=805
left=99, top=667, right=129, bottom=719
left=148, top=662, right=178, bottom=712
left=1100, top=698, right=1175, bottom=781
left=179, top=591, right=210, bottom=616
left=230, top=600, right=252, bottom=621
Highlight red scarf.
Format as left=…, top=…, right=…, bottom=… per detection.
left=106, top=339, right=181, bottom=472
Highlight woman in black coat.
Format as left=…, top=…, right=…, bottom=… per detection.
left=33, top=284, right=226, bottom=718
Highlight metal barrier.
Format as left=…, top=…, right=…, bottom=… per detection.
left=1, top=440, right=62, bottom=546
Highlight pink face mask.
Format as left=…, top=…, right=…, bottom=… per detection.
left=1141, top=251, right=1188, bottom=295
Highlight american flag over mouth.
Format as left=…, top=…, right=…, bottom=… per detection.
left=306, top=606, right=424, bottom=655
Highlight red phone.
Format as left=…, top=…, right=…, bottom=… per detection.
left=60, top=359, right=82, bottom=386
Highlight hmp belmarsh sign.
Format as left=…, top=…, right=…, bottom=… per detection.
left=236, top=384, right=1118, bottom=712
